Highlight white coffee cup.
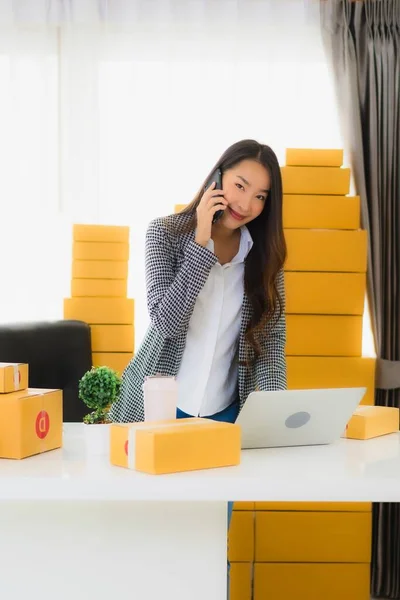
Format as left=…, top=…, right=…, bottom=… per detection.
left=143, top=375, right=178, bottom=422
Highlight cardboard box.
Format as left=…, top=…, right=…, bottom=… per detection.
left=110, top=418, right=241, bottom=475
left=285, top=272, right=366, bottom=315
left=254, top=563, right=370, bottom=600
left=286, top=315, right=363, bottom=356
left=255, top=502, right=371, bottom=512
left=0, top=388, right=63, bottom=459
left=73, top=242, right=129, bottom=261
left=92, top=352, right=133, bottom=374
left=255, top=511, right=371, bottom=562
left=72, top=278, right=128, bottom=298
left=90, top=325, right=134, bottom=352
left=281, top=166, right=351, bottom=195
left=230, top=563, right=252, bottom=600
left=0, top=363, right=28, bottom=394
left=228, top=511, right=255, bottom=562
left=72, top=260, right=128, bottom=280
left=343, top=405, right=399, bottom=440
left=286, top=148, right=344, bottom=167
left=286, top=357, right=375, bottom=405
left=233, top=502, right=255, bottom=511
left=285, top=229, right=367, bottom=273
left=283, top=195, right=360, bottom=230
left=73, top=224, right=129, bottom=243
left=63, top=298, right=134, bottom=325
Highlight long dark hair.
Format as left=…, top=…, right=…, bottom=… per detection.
left=174, top=139, right=286, bottom=365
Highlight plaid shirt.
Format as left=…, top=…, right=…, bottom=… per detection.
left=110, top=212, right=287, bottom=423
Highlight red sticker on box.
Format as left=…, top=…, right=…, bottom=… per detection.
left=36, top=411, right=50, bottom=439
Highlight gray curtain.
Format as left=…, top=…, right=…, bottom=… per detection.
left=320, top=1, right=400, bottom=598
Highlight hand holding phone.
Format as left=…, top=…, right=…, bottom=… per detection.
left=205, top=168, right=225, bottom=224
left=195, top=170, right=228, bottom=247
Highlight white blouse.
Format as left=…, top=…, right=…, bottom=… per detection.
left=176, top=226, right=253, bottom=417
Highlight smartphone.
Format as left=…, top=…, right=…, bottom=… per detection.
left=205, top=167, right=224, bottom=224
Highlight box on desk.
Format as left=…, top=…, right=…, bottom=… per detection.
left=343, top=405, right=399, bottom=440
left=110, top=418, right=241, bottom=474
left=0, top=363, right=28, bottom=394
left=0, top=388, right=63, bottom=459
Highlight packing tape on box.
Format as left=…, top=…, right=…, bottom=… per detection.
left=127, top=419, right=211, bottom=470
left=1, top=362, right=21, bottom=391
left=13, top=365, right=19, bottom=390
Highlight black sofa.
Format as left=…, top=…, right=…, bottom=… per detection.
left=0, top=320, right=92, bottom=422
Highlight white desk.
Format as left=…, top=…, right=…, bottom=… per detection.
left=1, top=424, right=400, bottom=600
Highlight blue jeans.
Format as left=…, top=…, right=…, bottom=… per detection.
left=177, top=402, right=239, bottom=598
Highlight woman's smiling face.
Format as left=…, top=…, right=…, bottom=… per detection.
left=219, top=159, right=270, bottom=228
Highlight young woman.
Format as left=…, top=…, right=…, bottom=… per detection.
left=110, top=138, right=287, bottom=592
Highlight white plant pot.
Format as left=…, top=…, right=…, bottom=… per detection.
left=84, top=423, right=111, bottom=456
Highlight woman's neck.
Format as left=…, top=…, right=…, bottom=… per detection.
left=212, top=222, right=240, bottom=242
left=211, top=224, right=241, bottom=265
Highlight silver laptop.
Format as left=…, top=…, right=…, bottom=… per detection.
left=236, top=388, right=367, bottom=449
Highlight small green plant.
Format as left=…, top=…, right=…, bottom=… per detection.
left=79, top=366, right=122, bottom=424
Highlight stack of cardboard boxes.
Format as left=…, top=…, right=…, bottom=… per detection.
left=175, top=148, right=376, bottom=600
left=0, top=363, right=62, bottom=459
left=230, top=149, right=374, bottom=600
left=283, top=148, right=374, bottom=404
left=64, top=224, right=134, bottom=375
left=230, top=501, right=372, bottom=600
left=230, top=501, right=373, bottom=600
